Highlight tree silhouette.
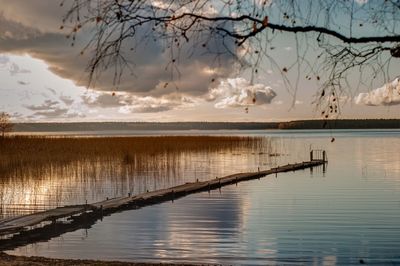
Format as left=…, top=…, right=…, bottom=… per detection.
left=62, top=0, right=400, bottom=117
left=0, top=112, right=13, bottom=138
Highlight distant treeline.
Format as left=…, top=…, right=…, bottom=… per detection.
left=12, top=119, right=400, bottom=132
left=277, top=119, right=400, bottom=129
left=13, top=122, right=278, bottom=132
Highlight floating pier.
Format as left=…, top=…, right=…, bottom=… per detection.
left=0, top=151, right=326, bottom=250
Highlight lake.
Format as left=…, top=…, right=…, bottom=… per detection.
left=6, top=130, right=400, bottom=265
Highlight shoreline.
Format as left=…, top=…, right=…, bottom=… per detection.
left=0, top=252, right=196, bottom=266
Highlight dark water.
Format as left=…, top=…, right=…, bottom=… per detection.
left=7, top=130, right=400, bottom=265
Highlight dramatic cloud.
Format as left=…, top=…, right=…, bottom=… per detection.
left=0, top=2, right=238, bottom=100
left=0, top=0, right=67, bottom=33
left=208, top=78, right=277, bottom=108
left=355, top=78, right=400, bottom=106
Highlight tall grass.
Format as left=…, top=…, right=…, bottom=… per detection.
left=0, top=136, right=264, bottom=166
left=0, top=136, right=272, bottom=218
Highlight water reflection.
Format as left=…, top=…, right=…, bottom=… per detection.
left=8, top=130, right=400, bottom=265
left=5, top=132, right=400, bottom=265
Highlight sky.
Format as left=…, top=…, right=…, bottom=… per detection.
left=0, top=0, right=399, bottom=122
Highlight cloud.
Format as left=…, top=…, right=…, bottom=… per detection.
left=47, top=87, right=57, bottom=95
left=11, top=112, right=23, bottom=118
left=0, top=54, right=31, bottom=75
left=8, top=62, right=30, bottom=75
left=18, top=80, right=29, bottom=85
left=0, top=3, right=238, bottom=99
left=24, top=99, right=59, bottom=111
left=118, top=98, right=173, bottom=113
left=23, top=98, right=85, bottom=119
left=355, top=78, right=400, bottom=106
left=0, top=0, right=67, bottom=33
left=208, top=78, right=277, bottom=108
left=82, top=93, right=129, bottom=108
left=81, top=90, right=197, bottom=113
left=59, top=95, right=74, bottom=106
left=119, top=94, right=196, bottom=113
left=33, top=107, right=69, bottom=118
left=0, top=55, right=10, bottom=65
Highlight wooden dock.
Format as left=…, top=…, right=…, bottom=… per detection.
left=0, top=154, right=326, bottom=250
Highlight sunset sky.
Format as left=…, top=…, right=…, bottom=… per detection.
left=0, top=0, right=399, bottom=122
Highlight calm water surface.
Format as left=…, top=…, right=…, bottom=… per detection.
left=8, top=130, right=400, bottom=265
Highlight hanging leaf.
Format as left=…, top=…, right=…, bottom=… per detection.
left=252, top=22, right=257, bottom=33
left=262, top=16, right=269, bottom=27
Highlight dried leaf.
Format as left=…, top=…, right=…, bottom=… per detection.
left=262, top=16, right=269, bottom=27
left=252, top=22, right=257, bottom=33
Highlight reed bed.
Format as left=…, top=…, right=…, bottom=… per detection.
left=0, top=135, right=266, bottom=173
left=0, top=136, right=272, bottom=217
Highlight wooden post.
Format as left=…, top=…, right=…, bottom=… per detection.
left=323, top=150, right=326, bottom=162
left=310, top=150, right=313, bottom=161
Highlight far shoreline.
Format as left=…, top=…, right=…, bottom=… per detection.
left=11, top=119, right=400, bottom=133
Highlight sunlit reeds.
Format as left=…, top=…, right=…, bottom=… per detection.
left=0, top=136, right=272, bottom=218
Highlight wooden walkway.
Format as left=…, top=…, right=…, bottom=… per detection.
left=0, top=159, right=326, bottom=240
